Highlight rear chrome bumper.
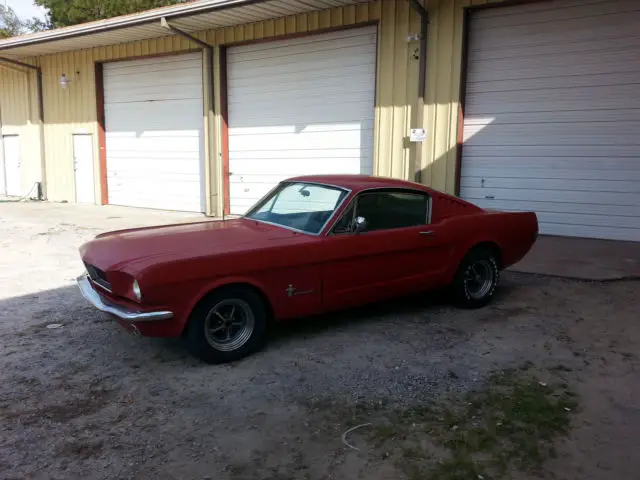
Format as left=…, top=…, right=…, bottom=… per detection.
left=76, top=275, right=174, bottom=322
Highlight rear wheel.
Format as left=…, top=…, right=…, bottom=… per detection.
left=451, top=248, right=500, bottom=309
left=186, top=286, right=268, bottom=364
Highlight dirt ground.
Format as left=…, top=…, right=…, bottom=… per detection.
left=1, top=201, right=639, bottom=480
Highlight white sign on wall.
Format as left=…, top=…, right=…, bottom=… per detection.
left=409, top=128, right=426, bottom=142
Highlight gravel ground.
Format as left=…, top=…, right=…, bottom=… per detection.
left=1, top=201, right=639, bottom=480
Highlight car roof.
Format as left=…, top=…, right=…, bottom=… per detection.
left=286, top=174, right=431, bottom=193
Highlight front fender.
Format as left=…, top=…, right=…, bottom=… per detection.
left=179, top=275, right=273, bottom=333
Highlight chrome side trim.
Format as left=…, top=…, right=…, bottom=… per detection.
left=76, top=275, right=173, bottom=322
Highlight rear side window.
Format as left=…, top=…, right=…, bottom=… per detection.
left=332, top=189, right=430, bottom=234
left=357, top=191, right=429, bottom=231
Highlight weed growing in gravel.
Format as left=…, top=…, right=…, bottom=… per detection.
left=363, top=365, right=578, bottom=479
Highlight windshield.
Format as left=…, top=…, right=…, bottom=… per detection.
left=245, top=182, right=349, bottom=234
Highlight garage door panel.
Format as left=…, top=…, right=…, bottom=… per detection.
left=105, top=85, right=203, bottom=104
left=105, top=100, right=203, bottom=132
left=104, top=53, right=205, bottom=212
left=228, top=78, right=375, bottom=103
left=459, top=199, right=639, bottom=219
left=229, top=101, right=375, bottom=128
left=472, top=19, right=639, bottom=58
left=462, top=166, right=640, bottom=182
left=462, top=109, right=640, bottom=126
left=465, top=85, right=640, bottom=111
left=460, top=187, right=640, bottom=208
left=471, top=31, right=640, bottom=63
left=463, top=127, right=640, bottom=147
left=107, top=157, right=201, bottom=173
left=460, top=176, right=638, bottom=194
left=231, top=27, right=376, bottom=56
left=229, top=63, right=376, bottom=91
left=228, top=87, right=374, bottom=109
left=228, top=155, right=371, bottom=177
left=467, top=49, right=640, bottom=83
left=467, top=72, right=640, bottom=96
left=104, top=68, right=203, bottom=91
left=471, top=0, right=637, bottom=34
left=227, top=25, right=377, bottom=215
left=228, top=110, right=375, bottom=129
left=107, top=136, right=200, bottom=154
left=230, top=132, right=372, bottom=153
left=231, top=35, right=376, bottom=65
left=463, top=145, right=639, bottom=159
left=230, top=148, right=372, bottom=160
left=465, top=97, right=640, bottom=116
left=230, top=120, right=374, bottom=136
left=228, top=44, right=376, bottom=80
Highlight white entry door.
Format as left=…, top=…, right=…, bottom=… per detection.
left=3, top=135, right=21, bottom=197
left=73, top=134, right=95, bottom=204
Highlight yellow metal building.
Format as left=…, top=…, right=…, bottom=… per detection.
left=1, top=0, right=639, bottom=241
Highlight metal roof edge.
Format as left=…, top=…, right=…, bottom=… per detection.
left=0, top=0, right=268, bottom=52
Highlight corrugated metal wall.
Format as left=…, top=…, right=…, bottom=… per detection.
left=0, top=0, right=510, bottom=211
left=422, top=0, right=505, bottom=194
left=0, top=64, right=41, bottom=196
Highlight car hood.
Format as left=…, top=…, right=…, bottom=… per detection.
left=79, top=218, right=299, bottom=273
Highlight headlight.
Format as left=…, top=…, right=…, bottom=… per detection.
left=132, top=279, right=142, bottom=302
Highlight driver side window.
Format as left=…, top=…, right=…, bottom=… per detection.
left=332, top=190, right=430, bottom=234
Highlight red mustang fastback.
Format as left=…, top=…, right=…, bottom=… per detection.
left=78, top=175, right=538, bottom=363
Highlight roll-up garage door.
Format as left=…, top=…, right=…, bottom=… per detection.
left=461, top=0, right=640, bottom=242
left=226, top=25, right=377, bottom=215
left=104, top=52, right=205, bottom=212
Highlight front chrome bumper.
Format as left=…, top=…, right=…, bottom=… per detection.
left=76, top=275, right=174, bottom=322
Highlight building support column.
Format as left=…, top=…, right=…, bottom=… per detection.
left=160, top=18, right=219, bottom=216
left=408, top=0, right=429, bottom=184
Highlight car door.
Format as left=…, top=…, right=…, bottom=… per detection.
left=321, top=188, right=453, bottom=311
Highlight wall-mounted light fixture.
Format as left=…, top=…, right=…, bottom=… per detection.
left=59, top=73, right=70, bottom=88
left=59, top=70, right=80, bottom=88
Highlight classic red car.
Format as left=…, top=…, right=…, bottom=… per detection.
left=78, top=175, right=538, bottom=363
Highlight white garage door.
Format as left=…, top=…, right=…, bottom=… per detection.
left=461, top=0, right=640, bottom=242
left=227, top=25, right=377, bottom=214
left=104, top=52, right=205, bottom=212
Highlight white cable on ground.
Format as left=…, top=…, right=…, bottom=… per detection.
left=341, top=423, right=372, bottom=451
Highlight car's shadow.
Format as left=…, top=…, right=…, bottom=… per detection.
left=0, top=276, right=521, bottom=365
left=268, top=288, right=447, bottom=343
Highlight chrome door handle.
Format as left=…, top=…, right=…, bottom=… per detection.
left=419, top=231, right=436, bottom=236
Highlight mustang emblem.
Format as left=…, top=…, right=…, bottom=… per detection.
left=286, top=284, right=314, bottom=297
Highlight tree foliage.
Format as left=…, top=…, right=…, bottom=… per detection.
left=0, top=5, right=46, bottom=38
left=34, top=0, right=188, bottom=28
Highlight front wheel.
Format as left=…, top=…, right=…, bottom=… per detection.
left=451, top=248, right=500, bottom=309
left=186, top=286, right=268, bottom=364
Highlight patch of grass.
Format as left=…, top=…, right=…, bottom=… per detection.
left=364, top=365, right=578, bottom=480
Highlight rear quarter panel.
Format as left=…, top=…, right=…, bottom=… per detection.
left=436, top=210, right=538, bottom=282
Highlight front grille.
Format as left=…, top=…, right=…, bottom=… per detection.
left=84, top=262, right=112, bottom=292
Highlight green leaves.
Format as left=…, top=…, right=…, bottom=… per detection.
left=34, top=0, right=189, bottom=28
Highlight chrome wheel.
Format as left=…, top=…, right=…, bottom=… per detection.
left=204, top=299, right=255, bottom=352
left=464, top=259, right=495, bottom=300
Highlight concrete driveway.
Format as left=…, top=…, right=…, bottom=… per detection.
left=1, top=201, right=639, bottom=480
left=512, top=235, right=640, bottom=281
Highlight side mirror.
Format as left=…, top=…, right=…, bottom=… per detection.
left=352, top=216, right=367, bottom=234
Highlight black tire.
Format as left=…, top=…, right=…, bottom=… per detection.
left=186, top=286, right=268, bottom=364
left=451, top=247, right=500, bottom=309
